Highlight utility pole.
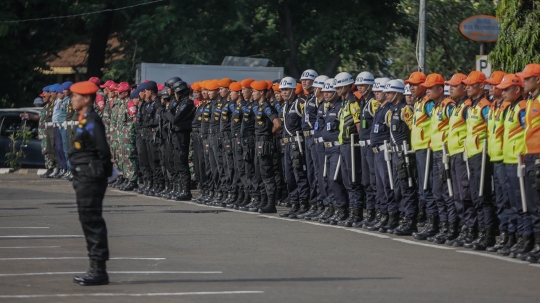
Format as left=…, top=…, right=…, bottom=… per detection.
left=418, top=0, right=426, bottom=72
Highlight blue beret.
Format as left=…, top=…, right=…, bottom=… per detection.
left=55, top=85, right=64, bottom=93
left=33, top=97, right=44, bottom=105
left=61, top=81, right=73, bottom=90
left=143, top=81, right=157, bottom=91
left=130, top=90, right=139, bottom=99
left=49, top=84, right=60, bottom=93
left=42, top=85, right=50, bottom=92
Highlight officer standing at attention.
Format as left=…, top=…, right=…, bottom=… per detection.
left=300, top=69, right=320, bottom=215
left=355, top=71, right=380, bottom=227
left=250, top=80, right=282, bottom=213
left=189, top=82, right=207, bottom=201
left=69, top=81, right=112, bottom=286
left=142, top=81, right=165, bottom=196
left=218, top=78, right=236, bottom=205
left=198, top=81, right=216, bottom=203
left=335, top=72, right=365, bottom=227
left=279, top=76, right=310, bottom=218
left=206, top=80, right=226, bottom=204
left=238, top=78, right=258, bottom=210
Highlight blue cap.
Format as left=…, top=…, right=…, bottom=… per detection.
left=48, top=84, right=60, bottom=93
left=33, top=97, right=44, bottom=105
left=141, top=81, right=157, bottom=91
left=42, top=85, right=50, bottom=92
left=61, top=81, right=73, bottom=90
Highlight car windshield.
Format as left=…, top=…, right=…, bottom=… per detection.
left=0, top=115, right=39, bottom=139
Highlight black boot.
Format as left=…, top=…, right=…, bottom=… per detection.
left=251, top=194, right=267, bottom=212
left=236, top=193, right=251, bottom=210
left=340, top=207, right=363, bottom=227
left=525, top=232, right=540, bottom=263
left=487, top=231, right=509, bottom=252
left=507, top=234, right=525, bottom=258
left=317, top=204, right=335, bottom=223
left=228, top=191, right=243, bottom=208
left=473, top=227, right=496, bottom=251
left=368, top=212, right=389, bottom=231
left=380, top=212, right=400, bottom=233
left=417, top=206, right=427, bottom=227
left=289, top=200, right=310, bottom=219
left=296, top=203, right=318, bottom=220
left=122, top=181, right=138, bottom=192
left=40, top=168, right=54, bottom=178
left=394, top=217, right=418, bottom=236
left=209, top=192, right=223, bottom=205
left=413, top=215, right=439, bottom=240
left=358, top=209, right=377, bottom=228
left=279, top=201, right=299, bottom=217
left=498, top=232, right=517, bottom=256
left=240, top=196, right=260, bottom=211
left=304, top=201, right=325, bottom=220
left=259, top=193, right=277, bottom=213
left=427, top=222, right=449, bottom=244
left=329, top=207, right=348, bottom=225
left=516, top=233, right=535, bottom=260
left=464, top=226, right=486, bottom=249
left=175, top=190, right=193, bottom=201
left=444, top=221, right=459, bottom=243
left=73, top=260, right=109, bottom=286
left=112, top=176, right=124, bottom=188
left=203, top=191, right=215, bottom=203
left=142, top=183, right=154, bottom=195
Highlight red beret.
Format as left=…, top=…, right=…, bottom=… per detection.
left=71, top=81, right=99, bottom=95
left=88, top=77, right=101, bottom=86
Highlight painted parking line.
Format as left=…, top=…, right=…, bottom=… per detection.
left=0, top=271, right=222, bottom=277
left=0, top=246, right=60, bottom=249
left=456, top=250, right=529, bottom=264
left=0, top=257, right=166, bottom=261
left=0, top=235, right=83, bottom=238
left=0, top=290, right=264, bottom=299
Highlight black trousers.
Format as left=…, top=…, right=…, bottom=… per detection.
left=146, top=137, right=165, bottom=186
left=192, top=132, right=204, bottom=190
left=232, top=136, right=247, bottom=194
left=243, top=136, right=257, bottom=197
left=73, top=174, right=109, bottom=261
left=222, top=133, right=236, bottom=193
left=209, top=133, right=225, bottom=193
left=136, top=133, right=152, bottom=184
left=202, top=135, right=214, bottom=191
left=172, top=130, right=191, bottom=190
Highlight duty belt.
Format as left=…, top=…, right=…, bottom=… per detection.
left=67, top=121, right=79, bottom=126
left=303, top=130, right=315, bottom=137
left=45, top=122, right=54, bottom=127
left=314, top=137, right=324, bottom=144
left=372, top=144, right=387, bottom=154
left=281, top=136, right=303, bottom=144
left=324, top=141, right=341, bottom=148
left=256, top=135, right=273, bottom=142
left=359, top=140, right=371, bottom=147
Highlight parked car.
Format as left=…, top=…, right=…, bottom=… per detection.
left=0, top=108, right=45, bottom=168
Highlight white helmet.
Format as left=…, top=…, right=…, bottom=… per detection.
left=396, top=79, right=405, bottom=86
left=404, top=84, right=412, bottom=96
left=383, top=79, right=405, bottom=94
left=313, top=75, right=329, bottom=88
left=355, top=71, right=375, bottom=85
left=279, top=77, right=297, bottom=89
left=321, top=78, right=336, bottom=92
left=444, top=85, right=450, bottom=96
left=334, top=72, right=354, bottom=87
left=373, top=77, right=391, bottom=92
left=300, top=69, right=318, bottom=81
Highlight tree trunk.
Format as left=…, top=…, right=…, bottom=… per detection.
left=280, top=0, right=300, bottom=78
left=86, top=7, right=114, bottom=78
left=324, top=52, right=342, bottom=77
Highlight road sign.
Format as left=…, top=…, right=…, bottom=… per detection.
left=476, top=55, right=491, bottom=78
left=459, top=15, right=501, bottom=43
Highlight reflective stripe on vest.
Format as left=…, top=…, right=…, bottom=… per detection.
left=447, top=99, right=471, bottom=156
left=411, top=96, right=432, bottom=150
left=430, top=98, right=455, bottom=152
left=525, top=94, right=540, bottom=154
left=503, top=100, right=527, bottom=164
left=487, top=101, right=510, bottom=162
left=466, top=98, right=491, bottom=157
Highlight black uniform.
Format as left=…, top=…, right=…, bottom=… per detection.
left=220, top=98, right=236, bottom=198
left=200, top=100, right=214, bottom=200
left=254, top=100, right=279, bottom=201
left=191, top=101, right=206, bottom=194
left=231, top=99, right=247, bottom=203
left=143, top=97, right=165, bottom=192
left=242, top=100, right=258, bottom=200
left=136, top=100, right=151, bottom=188
left=69, top=107, right=112, bottom=262
left=301, top=91, right=319, bottom=204
left=209, top=98, right=226, bottom=200
left=169, top=95, right=195, bottom=194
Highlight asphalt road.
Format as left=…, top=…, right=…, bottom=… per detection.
left=0, top=174, right=539, bottom=303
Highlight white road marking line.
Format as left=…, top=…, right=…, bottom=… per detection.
left=0, top=227, right=49, bottom=229
left=346, top=228, right=391, bottom=239
left=393, top=238, right=455, bottom=250
left=259, top=215, right=297, bottom=222
left=0, top=271, right=222, bottom=277
left=528, top=264, right=540, bottom=267
left=0, top=235, right=83, bottom=238
left=0, top=291, right=264, bottom=298
left=0, top=257, right=166, bottom=261
left=0, top=246, right=60, bottom=249
left=456, top=250, right=529, bottom=264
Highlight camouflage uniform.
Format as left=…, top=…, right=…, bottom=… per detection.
left=39, top=102, right=55, bottom=169
left=122, top=100, right=139, bottom=183
left=109, top=97, right=121, bottom=170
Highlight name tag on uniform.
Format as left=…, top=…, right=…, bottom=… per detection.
left=327, top=122, right=331, bottom=130
left=305, top=113, right=309, bottom=122
left=392, top=125, right=396, bottom=131
left=374, top=123, right=379, bottom=133
left=314, top=122, right=318, bottom=130
left=438, top=111, right=443, bottom=121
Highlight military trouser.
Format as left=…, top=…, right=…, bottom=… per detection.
left=449, top=154, right=475, bottom=228
left=136, top=132, right=151, bottom=185
left=340, top=143, right=365, bottom=208
left=172, top=130, right=191, bottom=191
left=360, top=143, right=377, bottom=211
left=493, top=161, right=512, bottom=232
left=305, top=133, right=318, bottom=203
left=283, top=141, right=309, bottom=202
left=41, top=137, right=53, bottom=169
left=525, top=155, right=540, bottom=234
left=468, top=153, right=496, bottom=229
left=416, top=149, right=436, bottom=216
left=504, top=164, right=526, bottom=234
left=159, top=138, right=173, bottom=184
left=315, top=141, right=327, bottom=204
left=374, top=148, right=396, bottom=214
left=232, top=135, right=246, bottom=194
left=46, top=126, right=57, bottom=168
left=192, top=130, right=206, bottom=191
left=221, top=132, right=236, bottom=194
left=324, top=145, right=347, bottom=207
left=242, top=135, right=257, bottom=197
left=208, top=132, right=225, bottom=193
left=392, top=151, right=418, bottom=218
left=202, top=134, right=214, bottom=191
left=432, top=151, right=454, bottom=223
left=255, top=138, right=276, bottom=197
left=122, top=139, right=139, bottom=183
left=146, top=135, right=165, bottom=186
left=274, top=138, right=286, bottom=191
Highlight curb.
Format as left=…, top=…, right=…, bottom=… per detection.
left=0, top=168, right=44, bottom=175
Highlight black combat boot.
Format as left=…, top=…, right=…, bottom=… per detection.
left=329, top=207, right=348, bottom=225
left=516, top=233, right=535, bottom=260
left=473, top=227, right=496, bottom=251
left=203, top=191, right=215, bottom=204
left=368, top=212, right=389, bottom=232
left=259, top=193, right=277, bottom=213
left=525, top=232, right=540, bottom=263
left=162, top=183, right=173, bottom=199
left=289, top=200, right=310, bottom=219
left=380, top=212, right=400, bottom=233
left=340, top=207, right=363, bottom=227
left=444, top=221, right=459, bottom=244
left=487, top=231, right=509, bottom=252
left=317, top=204, right=335, bottom=223
left=240, top=196, right=260, bottom=211
left=464, top=226, right=486, bottom=249
left=304, top=201, right=325, bottom=220
left=497, top=232, right=517, bottom=256
left=122, top=182, right=138, bottom=192
left=73, top=260, right=109, bottom=286
left=236, top=193, right=251, bottom=210
left=142, top=183, right=154, bottom=195
left=227, top=191, right=243, bottom=208
left=447, top=225, right=466, bottom=246
left=296, top=203, right=318, bottom=220
left=279, top=201, right=299, bottom=217
left=427, top=222, right=449, bottom=244
left=394, top=217, right=418, bottom=236
left=358, top=209, right=377, bottom=228
left=40, top=168, right=54, bottom=178
left=507, top=234, right=524, bottom=258
left=417, top=206, right=427, bottom=227
left=413, top=215, right=439, bottom=240
left=251, top=194, right=267, bottom=212
left=175, top=189, right=193, bottom=201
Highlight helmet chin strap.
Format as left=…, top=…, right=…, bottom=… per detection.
left=389, top=93, right=398, bottom=104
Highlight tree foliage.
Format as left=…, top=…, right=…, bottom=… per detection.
left=489, top=0, right=540, bottom=72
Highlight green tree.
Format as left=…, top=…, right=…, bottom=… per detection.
left=489, top=0, right=540, bottom=72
